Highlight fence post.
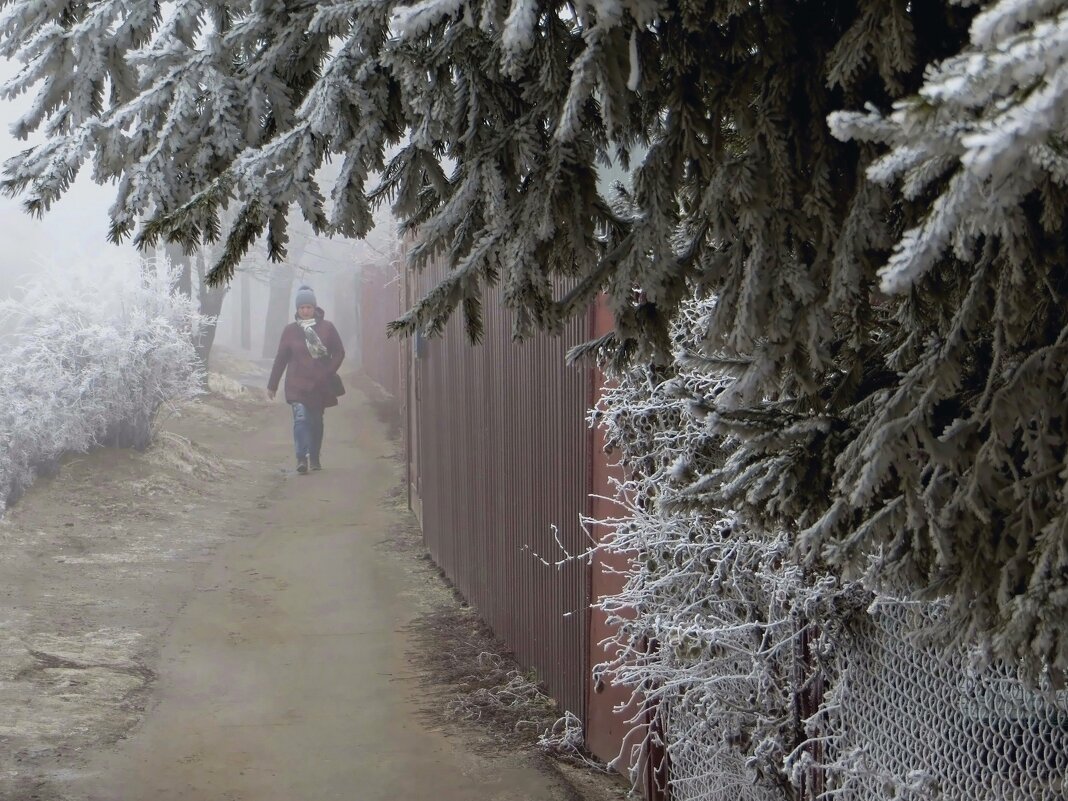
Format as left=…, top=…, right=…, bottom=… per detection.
left=795, top=621, right=825, bottom=801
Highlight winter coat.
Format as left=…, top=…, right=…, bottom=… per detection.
left=267, top=308, right=345, bottom=409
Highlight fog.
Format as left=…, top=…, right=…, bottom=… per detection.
left=0, top=57, right=400, bottom=367
left=0, top=60, right=134, bottom=289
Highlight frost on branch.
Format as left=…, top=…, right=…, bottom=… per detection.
left=591, top=298, right=852, bottom=800
left=5, top=0, right=1068, bottom=680
left=829, top=0, right=1068, bottom=294
left=0, top=258, right=203, bottom=509
left=823, top=0, right=1068, bottom=678
left=594, top=296, right=1068, bottom=801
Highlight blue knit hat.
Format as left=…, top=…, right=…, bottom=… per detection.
left=295, top=285, right=316, bottom=309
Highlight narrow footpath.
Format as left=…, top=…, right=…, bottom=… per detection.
left=0, top=363, right=586, bottom=801
left=77, top=382, right=579, bottom=801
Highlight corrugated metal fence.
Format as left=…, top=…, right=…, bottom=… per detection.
left=358, top=256, right=643, bottom=774
left=358, top=260, right=402, bottom=401
left=406, top=258, right=593, bottom=721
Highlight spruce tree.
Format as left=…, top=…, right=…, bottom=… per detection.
left=2, top=0, right=1067, bottom=679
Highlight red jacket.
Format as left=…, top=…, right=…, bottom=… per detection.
left=267, top=308, right=345, bottom=408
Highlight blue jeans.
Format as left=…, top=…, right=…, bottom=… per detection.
left=291, top=402, right=324, bottom=462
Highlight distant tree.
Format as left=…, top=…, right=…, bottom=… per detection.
left=194, top=250, right=228, bottom=376
left=2, top=0, right=1068, bottom=677
left=261, top=237, right=306, bottom=358
left=162, top=242, right=227, bottom=381
left=239, top=270, right=252, bottom=351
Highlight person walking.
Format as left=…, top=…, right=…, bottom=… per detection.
left=267, top=285, right=345, bottom=474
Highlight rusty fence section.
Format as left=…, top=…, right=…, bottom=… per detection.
left=406, top=258, right=593, bottom=722
left=357, top=261, right=403, bottom=401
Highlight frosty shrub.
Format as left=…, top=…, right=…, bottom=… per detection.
left=596, top=297, right=1068, bottom=801
left=0, top=259, right=203, bottom=508
left=593, top=297, right=855, bottom=799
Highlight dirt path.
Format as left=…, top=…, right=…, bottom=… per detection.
left=0, top=360, right=599, bottom=801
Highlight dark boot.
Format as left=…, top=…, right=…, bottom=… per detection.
left=296, top=456, right=309, bottom=474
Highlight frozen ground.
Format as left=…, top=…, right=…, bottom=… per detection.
left=0, top=350, right=628, bottom=801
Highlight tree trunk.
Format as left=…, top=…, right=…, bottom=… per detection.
left=195, top=253, right=229, bottom=384
left=351, top=271, right=363, bottom=370
left=240, top=270, right=252, bottom=351
left=262, top=263, right=293, bottom=359
left=261, top=240, right=306, bottom=358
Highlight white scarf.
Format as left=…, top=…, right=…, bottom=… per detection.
left=299, top=317, right=329, bottom=359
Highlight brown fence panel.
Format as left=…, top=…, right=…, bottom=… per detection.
left=407, top=259, right=593, bottom=721
left=358, top=261, right=402, bottom=400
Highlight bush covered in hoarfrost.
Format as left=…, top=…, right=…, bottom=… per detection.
left=594, top=295, right=1068, bottom=801
left=592, top=296, right=852, bottom=800
left=0, top=258, right=204, bottom=508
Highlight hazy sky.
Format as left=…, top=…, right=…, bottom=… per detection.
left=0, top=58, right=138, bottom=286
left=0, top=49, right=397, bottom=297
